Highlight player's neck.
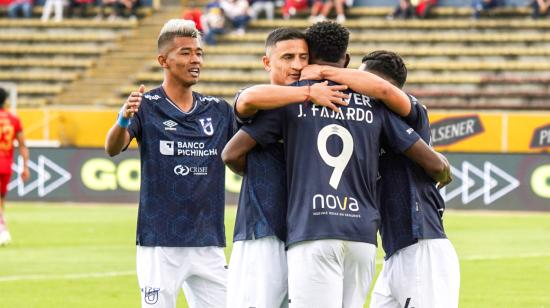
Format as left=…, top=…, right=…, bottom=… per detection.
left=162, top=81, right=194, bottom=112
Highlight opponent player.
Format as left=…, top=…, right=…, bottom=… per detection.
left=223, top=28, right=349, bottom=308
left=105, top=20, right=234, bottom=308
left=229, top=21, right=450, bottom=307
left=361, top=51, right=460, bottom=308
left=0, top=88, right=30, bottom=246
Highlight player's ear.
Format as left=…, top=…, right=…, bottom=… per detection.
left=262, top=55, right=271, bottom=72
left=344, top=54, right=351, bottom=68
left=157, top=54, right=168, bottom=69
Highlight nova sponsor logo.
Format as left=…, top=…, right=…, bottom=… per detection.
left=312, top=194, right=360, bottom=218
left=173, top=165, right=208, bottom=176
left=163, top=120, right=178, bottom=131
left=431, top=115, right=484, bottom=146
left=530, top=123, right=550, bottom=149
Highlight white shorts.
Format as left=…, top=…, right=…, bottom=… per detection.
left=287, top=239, right=377, bottom=308
left=370, top=239, right=460, bottom=308
left=227, top=236, right=288, bottom=308
left=136, top=246, right=227, bottom=308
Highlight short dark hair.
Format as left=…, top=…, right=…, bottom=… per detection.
left=265, top=28, right=306, bottom=51
left=0, top=88, right=6, bottom=108
left=361, top=50, right=407, bottom=88
left=305, top=21, right=349, bottom=63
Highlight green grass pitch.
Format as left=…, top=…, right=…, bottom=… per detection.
left=0, top=203, right=549, bottom=307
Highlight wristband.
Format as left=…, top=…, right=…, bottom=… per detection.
left=117, top=111, right=131, bottom=128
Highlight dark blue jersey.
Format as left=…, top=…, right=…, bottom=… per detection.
left=232, top=101, right=287, bottom=242
left=378, top=95, right=447, bottom=259
left=233, top=140, right=287, bottom=242
left=127, top=86, right=236, bottom=247
left=242, top=80, right=420, bottom=247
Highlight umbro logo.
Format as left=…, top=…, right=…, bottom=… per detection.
left=163, top=120, right=178, bottom=131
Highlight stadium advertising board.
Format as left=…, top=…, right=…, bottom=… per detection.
left=18, top=109, right=550, bottom=153
left=7, top=148, right=550, bottom=211
left=429, top=112, right=550, bottom=153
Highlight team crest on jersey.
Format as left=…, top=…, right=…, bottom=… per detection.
left=199, top=118, right=214, bottom=136
left=141, top=286, right=160, bottom=305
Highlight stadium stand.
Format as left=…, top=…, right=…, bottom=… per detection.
left=1, top=2, right=549, bottom=109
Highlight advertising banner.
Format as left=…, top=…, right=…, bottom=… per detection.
left=7, top=148, right=550, bottom=211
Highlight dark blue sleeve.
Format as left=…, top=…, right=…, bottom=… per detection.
left=240, top=108, right=284, bottom=148
left=380, top=105, right=420, bottom=153
left=403, top=95, right=431, bottom=144
left=223, top=99, right=238, bottom=141
left=233, top=87, right=254, bottom=126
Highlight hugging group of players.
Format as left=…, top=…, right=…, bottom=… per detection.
left=106, top=18, right=460, bottom=308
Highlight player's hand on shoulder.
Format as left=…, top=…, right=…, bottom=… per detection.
left=309, top=81, right=349, bottom=113
left=122, top=84, right=145, bottom=119
left=299, top=64, right=325, bottom=81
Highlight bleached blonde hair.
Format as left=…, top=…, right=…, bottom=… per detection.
left=157, top=19, right=201, bottom=52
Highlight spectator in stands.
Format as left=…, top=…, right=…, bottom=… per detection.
left=221, top=0, right=252, bottom=35
left=531, top=0, right=550, bottom=18
left=415, top=0, right=437, bottom=18
left=182, top=8, right=204, bottom=32
left=202, top=6, right=225, bottom=44
left=309, top=0, right=346, bottom=23
left=67, top=0, right=93, bottom=18
left=250, top=0, right=275, bottom=20
left=471, top=0, right=503, bottom=19
left=41, top=0, right=64, bottom=22
left=388, top=0, right=414, bottom=19
left=7, top=0, right=33, bottom=18
left=282, top=0, right=308, bottom=19
left=96, top=0, right=117, bottom=20
left=96, top=0, right=138, bottom=20
left=118, top=0, right=139, bottom=19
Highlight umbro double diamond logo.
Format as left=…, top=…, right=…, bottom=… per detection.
left=163, top=120, right=178, bottom=131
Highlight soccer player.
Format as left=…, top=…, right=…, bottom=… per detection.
left=105, top=19, right=234, bottom=308
left=0, top=88, right=30, bottom=246
left=360, top=51, right=460, bottom=308
left=222, top=28, right=349, bottom=308
left=228, top=21, right=450, bottom=307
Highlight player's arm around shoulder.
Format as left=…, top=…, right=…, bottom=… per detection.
left=301, top=65, right=411, bottom=117
left=105, top=85, right=144, bottom=157
left=235, top=82, right=349, bottom=119
left=404, top=139, right=452, bottom=188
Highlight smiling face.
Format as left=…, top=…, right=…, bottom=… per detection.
left=263, top=39, right=309, bottom=86
left=158, top=36, right=203, bottom=87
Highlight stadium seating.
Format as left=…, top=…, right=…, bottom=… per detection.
left=1, top=4, right=549, bottom=110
